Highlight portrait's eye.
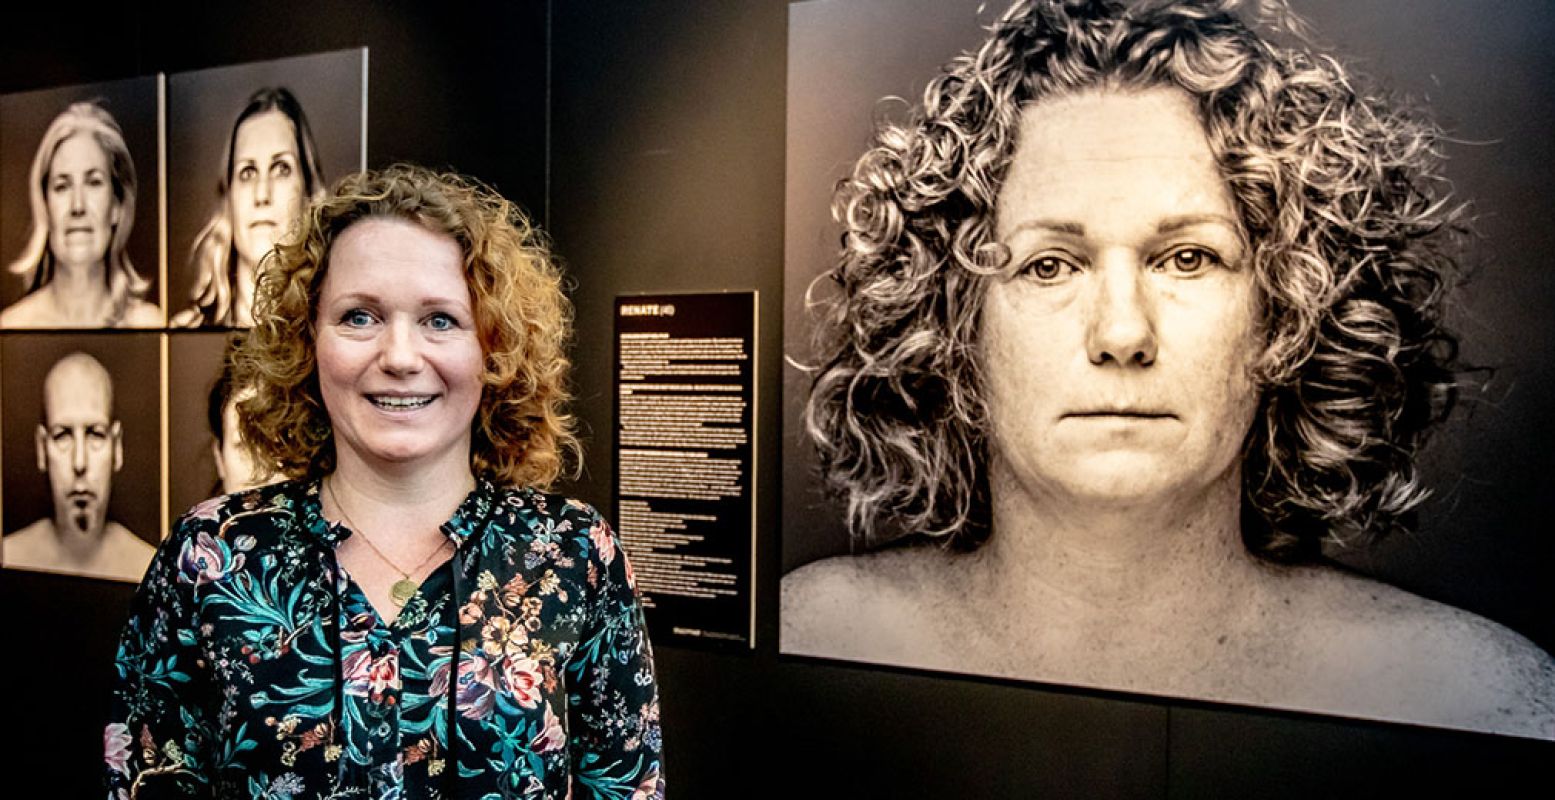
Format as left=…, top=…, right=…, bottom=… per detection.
left=50, top=428, right=71, bottom=444
left=49, top=177, right=70, bottom=194
left=236, top=164, right=258, bottom=182
left=86, top=171, right=107, bottom=188
left=271, top=160, right=294, bottom=179
left=1158, top=246, right=1222, bottom=275
left=425, top=312, right=458, bottom=332
left=341, top=309, right=376, bottom=328
left=1018, top=254, right=1078, bottom=283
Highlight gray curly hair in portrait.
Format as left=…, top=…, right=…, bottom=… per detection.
left=804, top=0, right=1464, bottom=563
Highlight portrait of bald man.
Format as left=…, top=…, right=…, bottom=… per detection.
left=3, top=350, right=153, bottom=582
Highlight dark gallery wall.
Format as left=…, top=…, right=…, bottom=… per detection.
left=0, top=2, right=548, bottom=796
left=550, top=1, right=1554, bottom=798
left=3, top=1, right=1552, bottom=797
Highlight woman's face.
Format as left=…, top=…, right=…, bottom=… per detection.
left=980, top=87, right=1261, bottom=509
left=45, top=133, right=121, bottom=272
left=213, top=389, right=276, bottom=494
left=314, top=217, right=484, bottom=476
left=228, top=109, right=306, bottom=271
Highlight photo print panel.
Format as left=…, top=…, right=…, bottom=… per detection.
left=1, top=332, right=162, bottom=582
left=166, top=330, right=281, bottom=522
left=0, top=76, right=163, bottom=329
left=779, top=0, right=1555, bottom=741
left=166, top=48, right=366, bottom=329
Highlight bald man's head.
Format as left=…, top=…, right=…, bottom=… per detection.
left=35, top=352, right=122, bottom=537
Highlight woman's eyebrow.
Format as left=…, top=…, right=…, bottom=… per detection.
left=1007, top=218, right=1085, bottom=237
left=1156, top=214, right=1240, bottom=234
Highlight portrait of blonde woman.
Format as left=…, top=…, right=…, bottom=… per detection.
left=781, top=0, right=1555, bottom=740
left=0, top=100, right=160, bottom=329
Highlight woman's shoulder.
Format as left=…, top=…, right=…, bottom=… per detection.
left=119, top=299, right=165, bottom=328
left=487, top=485, right=606, bottom=531
left=0, top=292, right=48, bottom=328
left=1271, top=566, right=1555, bottom=738
left=781, top=545, right=965, bottom=660
left=170, top=480, right=312, bottom=546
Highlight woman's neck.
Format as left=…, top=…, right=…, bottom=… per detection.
left=44, top=261, right=112, bottom=323
left=975, top=458, right=1264, bottom=622
left=325, top=451, right=477, bottom=542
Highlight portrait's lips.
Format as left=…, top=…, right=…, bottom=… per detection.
left=64, top=225, right=95, bottom=235
left=1063, top=408, right=1176, bottom=420
left=248, top=220, right=278, bottom=231
left=68, top=490, right=97, bottom=508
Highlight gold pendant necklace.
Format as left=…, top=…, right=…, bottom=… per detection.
left=325, top=477, right=450, bottom=608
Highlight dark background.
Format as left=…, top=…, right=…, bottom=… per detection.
left=0, top=77, right=162, bottom=317
left=166, top=48, right=364, bottom=318
left=1, top=1, right=1550, bottom=797
left=1, top=332, right=162, bottom=551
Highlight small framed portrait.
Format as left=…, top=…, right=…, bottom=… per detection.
left=0, top=77, right=163, bottom=329
left=166, top=330, right=281, bottom=521
left=165, top=48, right=366, bottom=329
left=1, top=332, right=162, bottom=582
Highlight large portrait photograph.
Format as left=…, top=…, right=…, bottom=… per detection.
left=165, top=48, right=365, bottom=329
left=1, top=333, right=162, bottom=582
left=0, top=77, right=163, bottom=329
left=780, top=0, right=1555, bottom=739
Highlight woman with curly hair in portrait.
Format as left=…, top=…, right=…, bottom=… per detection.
left=108, top=165, right=665, bottom=797
left=2, top=102, right=160, bottom=328
left=781, top=0, right=1554, bottom=738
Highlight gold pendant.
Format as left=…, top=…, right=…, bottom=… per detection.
left=390, top=578, right=418, bottom=607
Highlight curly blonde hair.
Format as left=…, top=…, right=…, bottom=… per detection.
left=234, top=163, right=579, bottom=488
left=807, top=0, right=1462, bottom=562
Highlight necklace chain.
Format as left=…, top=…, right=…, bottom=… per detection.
left=325, top=477, right=450, bottom=606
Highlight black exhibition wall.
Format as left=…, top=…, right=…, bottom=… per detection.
left=3, top=1, right=1552, bottom=797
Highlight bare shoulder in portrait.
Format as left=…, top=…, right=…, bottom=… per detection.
left=1261, top=566, right=1555, bottom=737
left=783, top=546, right=975, bottom=669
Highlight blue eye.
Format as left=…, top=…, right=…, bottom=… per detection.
left=426, top=313, right=457, bottom=331
left=341, top=309, right=375, bottom=327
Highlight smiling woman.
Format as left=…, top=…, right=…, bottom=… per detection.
left=108, top=165, right=665, bottom=797
left=781, top=0, right=1555, bottom=739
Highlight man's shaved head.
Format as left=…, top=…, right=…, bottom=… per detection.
left=35, top=352, right=121, bottom=537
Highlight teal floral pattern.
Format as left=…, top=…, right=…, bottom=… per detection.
left=107, top=478, right=664, bottom=799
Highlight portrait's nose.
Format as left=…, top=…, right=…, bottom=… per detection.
left=254, top=172, right=272, bottom=207
left=69, top=184, right=87, bottom=217
left=1085, top=255, right=1157, bottom=367
left=70, top=432, right=89, bottom=474
left=378, top=318, right=425, bottom=375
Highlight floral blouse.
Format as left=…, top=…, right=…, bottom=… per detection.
left=106, top=478, right=664, bottom=799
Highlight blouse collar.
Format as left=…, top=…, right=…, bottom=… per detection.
left=299, top=475, right=499, bottom=550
